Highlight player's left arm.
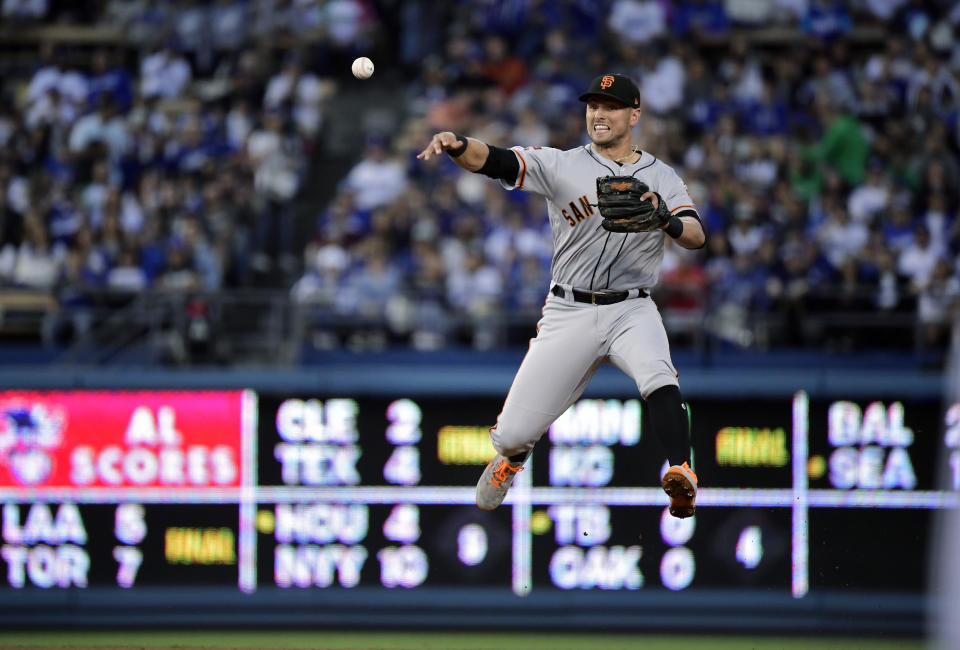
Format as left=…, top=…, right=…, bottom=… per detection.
left=668, top=212, right=706, bottom=250
left=655, top=168, right=705, bottom=250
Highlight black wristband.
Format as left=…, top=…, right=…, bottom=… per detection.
left=664, top=215, right=684, bottom=239
left=448, top=134, right=468, bottom=158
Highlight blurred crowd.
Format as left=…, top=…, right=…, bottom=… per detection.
left=0, top=0, right=959, bottom=356
left=0, top=0, right=378, bottom=345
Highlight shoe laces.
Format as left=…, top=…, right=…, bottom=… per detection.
left=490, top=459, right=524, bottom=487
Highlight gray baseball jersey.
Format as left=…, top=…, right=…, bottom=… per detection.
left=503, top=143, right=697, bottom=291
left=488, top=143, right=698, bottom=460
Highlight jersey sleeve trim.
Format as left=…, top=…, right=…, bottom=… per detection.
left=513, top=148, right=528, bottom=189
left=669, top=204, right=695, bottom=214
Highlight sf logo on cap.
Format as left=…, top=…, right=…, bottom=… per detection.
left=600, top=75, right=615, bottom=90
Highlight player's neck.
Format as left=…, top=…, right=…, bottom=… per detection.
left=595, top=142, right=639, bottom=165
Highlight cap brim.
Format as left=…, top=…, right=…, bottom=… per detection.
left=578, top=91, right=633, bottom=107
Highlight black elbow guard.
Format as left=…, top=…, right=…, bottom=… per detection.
left=478, top=145, right=520, bottom=183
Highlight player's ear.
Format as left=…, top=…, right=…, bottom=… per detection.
left=629, top=108, right=641, bottom=126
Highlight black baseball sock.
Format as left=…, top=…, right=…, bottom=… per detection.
left=646, top=385, right=692, bottom=467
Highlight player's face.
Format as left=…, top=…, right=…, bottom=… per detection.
left=585, top=98, right=639, bottom=146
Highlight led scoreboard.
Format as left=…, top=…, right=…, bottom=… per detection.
left=0, top=388, right=956, bottom=629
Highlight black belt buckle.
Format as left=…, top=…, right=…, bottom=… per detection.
left=590, top=289, right=628, bottom=305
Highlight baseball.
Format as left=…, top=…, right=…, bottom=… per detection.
left=351, top=57, right=374, bottom=80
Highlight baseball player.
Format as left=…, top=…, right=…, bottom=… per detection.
left=417, top=73, right=704, bottom=518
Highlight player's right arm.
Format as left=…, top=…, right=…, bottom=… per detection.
left=417, top=132, right=489, bottom=171
left=417, top=132, right=521, bottom=186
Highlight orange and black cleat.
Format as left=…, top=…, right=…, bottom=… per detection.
left=662, top=462, right=698, bottom=518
